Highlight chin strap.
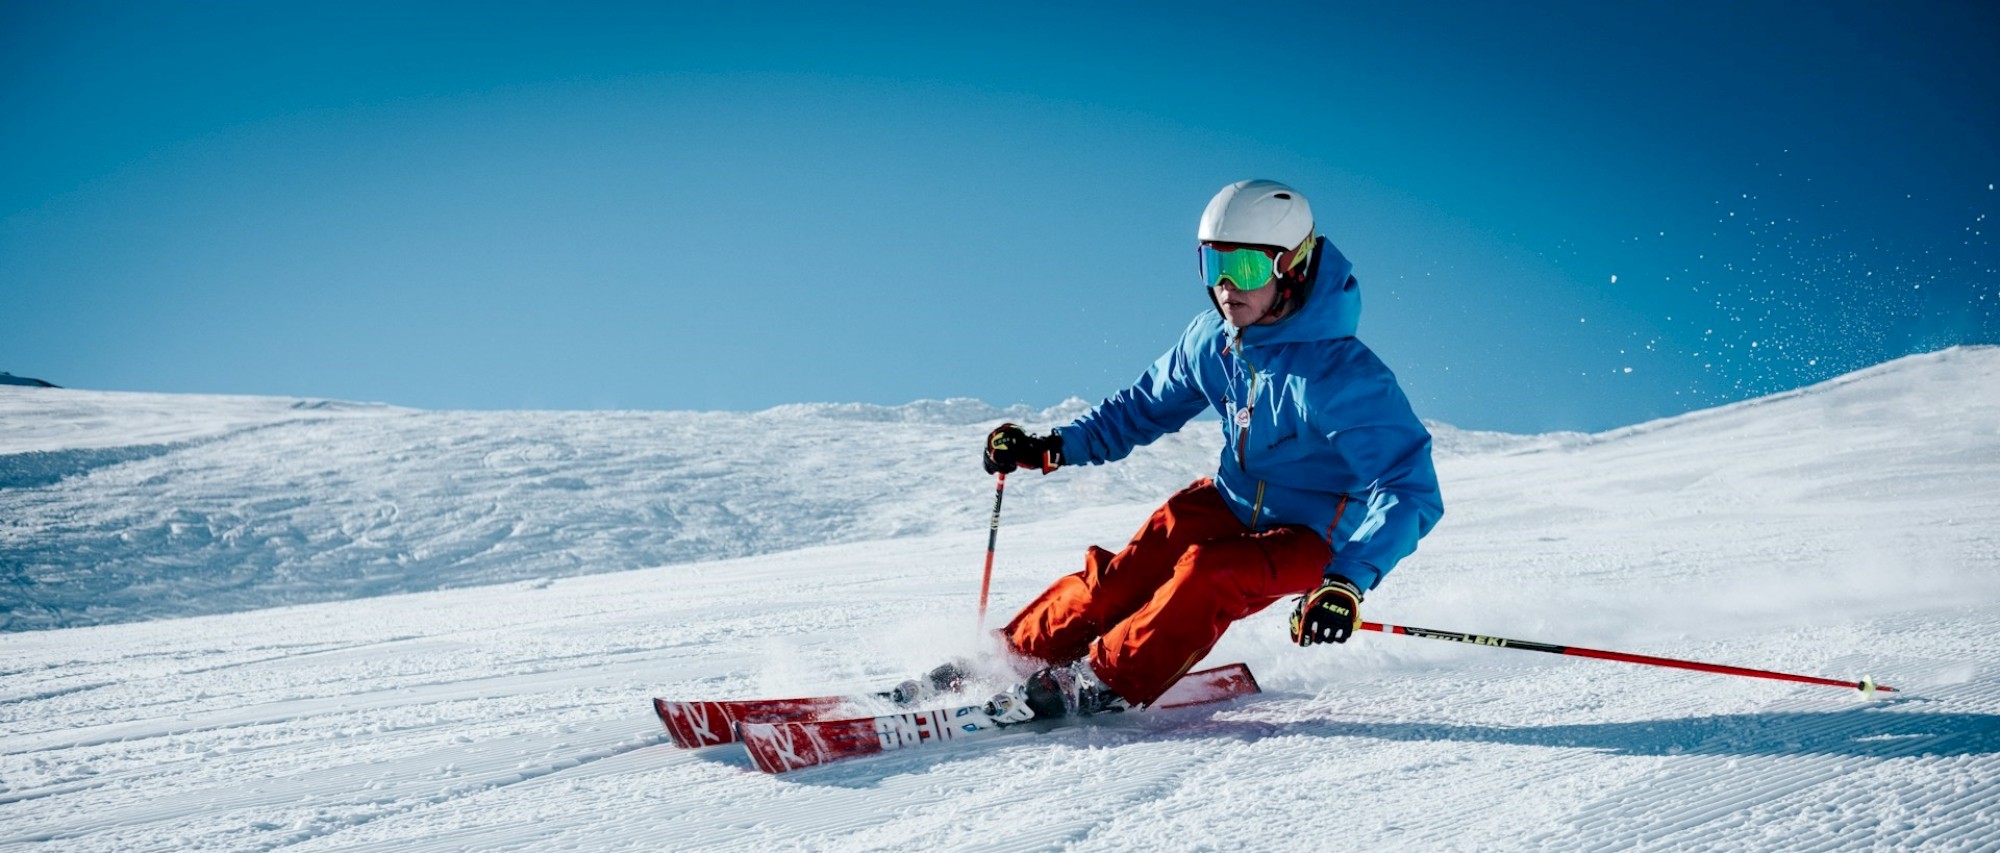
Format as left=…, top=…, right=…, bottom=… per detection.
left=1260, top=295, right=1289, bottom=324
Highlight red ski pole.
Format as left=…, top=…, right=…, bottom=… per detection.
left=976, top=473, right=1006, bottom=633
left=1360, top=621, right=1895, bottom=696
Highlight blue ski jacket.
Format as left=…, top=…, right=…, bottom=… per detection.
left=1053, top=239, right=1444, bottom=592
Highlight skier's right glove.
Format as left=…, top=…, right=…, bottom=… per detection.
left=983, top=423, right=1063, bottom=475
left=1290, top=576, right=1362, bottom=646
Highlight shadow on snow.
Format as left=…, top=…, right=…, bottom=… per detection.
left=1203, top=701, right=2000, bottom=761
left=723, top=701, right=2000, bottom=788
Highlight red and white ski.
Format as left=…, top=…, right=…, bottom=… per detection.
left=655, top=665, right=969, bottom=748
left=653, top=694, right=860, bottom=749
left=737, top=663, right=1260, bottom=774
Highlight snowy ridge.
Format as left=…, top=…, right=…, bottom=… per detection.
left=1422, top=419, right=1592, bottom=457
left=1539, top=345, right=1998, bottom=452
left=757, top=396, right=1094, bottom=425
left=2, top=347, right=1998, bottom=851
left=0, top=393, right=1191, bottom=631
left=0, top=389, right=402, bottom=455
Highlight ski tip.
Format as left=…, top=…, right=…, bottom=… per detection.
left=736, top=721, right=782, bottom=774
left=655, top=699, right=695, bottom=748
left=655, top=699, right=744, bottom=749
left=652, top=698, right=689, bottom=747
left=1207, top=662, right=1261, bottom=697
left=1237, top=663, right=1263, bottom=695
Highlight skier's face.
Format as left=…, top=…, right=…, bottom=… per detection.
left=1213, top=278, right=1282, bottom=327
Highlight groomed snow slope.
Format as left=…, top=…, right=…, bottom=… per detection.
left=3, top=346, right=1998, bottom=851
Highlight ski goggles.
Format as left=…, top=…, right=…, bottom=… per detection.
left=1198, top=232, right=1315, bottom=291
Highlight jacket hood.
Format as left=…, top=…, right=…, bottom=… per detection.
left=1235, top=236, right=1359, bottom=346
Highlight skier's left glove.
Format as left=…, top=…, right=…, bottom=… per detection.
left=1290, top=576, right=1362, bottom=646
left=983, top=423, right=1063, bottom=475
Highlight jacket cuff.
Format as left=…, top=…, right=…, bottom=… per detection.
left=1051, top=425, right=1089, bottom=465
left=1329, top=558, right=1381, bottom=594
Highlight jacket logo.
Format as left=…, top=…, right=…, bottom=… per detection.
left=1350, top=482, right=1399, bottom=543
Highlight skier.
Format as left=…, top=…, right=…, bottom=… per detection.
left=981, top=179, right=1445, bottom=721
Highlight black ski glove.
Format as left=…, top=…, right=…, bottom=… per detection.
left=1290, top=576, right=1362, bottom=646
left=983, top=423, right=1063, bottom=475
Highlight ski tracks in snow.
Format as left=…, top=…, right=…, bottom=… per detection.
left=3, top=530, right=1998, bottom=851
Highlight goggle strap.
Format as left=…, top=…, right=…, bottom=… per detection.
left=1276, top=230, right=1315, bottom=278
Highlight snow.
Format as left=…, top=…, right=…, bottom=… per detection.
left=3, top=346, right=1999, bottom=851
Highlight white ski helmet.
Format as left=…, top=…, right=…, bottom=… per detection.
left=1199, top=179, right=1314, bottom=250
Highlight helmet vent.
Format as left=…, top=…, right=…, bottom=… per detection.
left=1199, top=179, right=1314, bottom=247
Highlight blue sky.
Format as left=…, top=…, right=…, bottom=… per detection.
left=3, top=1, right=1995, bottom=433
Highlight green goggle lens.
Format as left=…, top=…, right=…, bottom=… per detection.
left=1199, top=244, right=1279, bottom=291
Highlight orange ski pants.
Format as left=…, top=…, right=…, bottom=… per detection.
left=1003, top=478, right=1332, bottom=706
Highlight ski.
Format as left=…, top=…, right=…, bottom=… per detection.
left=737, top=663, right=1260, bottom=774
left=654, top=664, right=965, bottom=748
left=654, top=694, right=863, bottom=749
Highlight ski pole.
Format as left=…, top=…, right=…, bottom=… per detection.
left=976, top=473, right=1006, bottom=633
left=1360, top=621, right=1894, bottom=697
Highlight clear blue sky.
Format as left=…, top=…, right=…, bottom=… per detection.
left=4, top=1, right=1995, bottom=433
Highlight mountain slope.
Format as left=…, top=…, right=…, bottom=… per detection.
left=1, top=346, right=1996, bottom=851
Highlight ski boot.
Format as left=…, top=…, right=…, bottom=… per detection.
left=890, top=660, right=971, bottom=706
left=983, top=660, right=1129, bottom=724
left=1065, top=661, right=1130, bottom=716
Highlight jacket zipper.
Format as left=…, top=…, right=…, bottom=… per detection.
left=1233, top=332, right=1267, bottom=531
